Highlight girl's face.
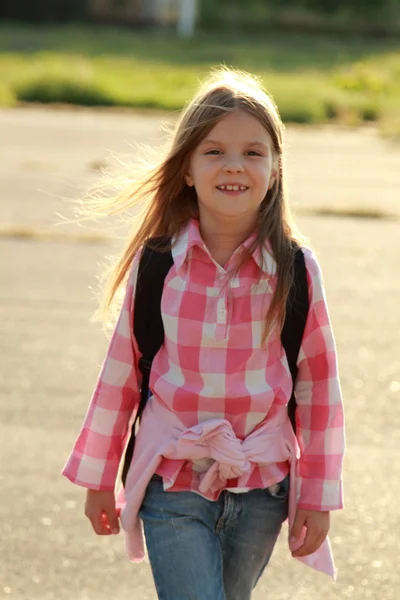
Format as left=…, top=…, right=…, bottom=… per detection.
left=186, top=109, right=277, bottom=226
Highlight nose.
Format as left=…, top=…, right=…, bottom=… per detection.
left=222, top=155, right=245, bottom=173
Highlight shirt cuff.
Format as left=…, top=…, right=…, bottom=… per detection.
left=298, top=477, right=344, bottom=511
left=62, top=453, right=119, bottom=492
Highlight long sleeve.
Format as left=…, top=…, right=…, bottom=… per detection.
left=294, top=248, right=345, bottom=511
left=62, top=252, right=142, bottom=491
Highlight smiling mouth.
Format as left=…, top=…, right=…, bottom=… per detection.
left=216, top=185, right=249, bottom=191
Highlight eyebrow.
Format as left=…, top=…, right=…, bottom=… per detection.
left=200, top=139, right=269, bottom=149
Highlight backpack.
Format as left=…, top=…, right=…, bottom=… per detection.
left=121, top=237, right=309, bottom=486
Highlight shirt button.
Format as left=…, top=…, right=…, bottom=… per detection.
left=217, top=309, right=226, bottom=323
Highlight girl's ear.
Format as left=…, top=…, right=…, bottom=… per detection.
left=185, top=173, right=194, bottom=187
left=268, top=166, right=278, bottom=189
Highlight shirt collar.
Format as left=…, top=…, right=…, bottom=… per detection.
left=247, top=235, right=277, bottom=277
left=172, top=219, right=276, bottom=277
left=171, top=219, right=206, bottom=272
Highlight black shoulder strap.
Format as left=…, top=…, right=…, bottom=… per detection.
left=281, top=244, right=309, bottom=434
left=121, top=237, right=173, bottom=485
left=134, top=236, right=174, bottom=393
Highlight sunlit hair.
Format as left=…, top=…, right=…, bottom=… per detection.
left=82, top=67, right=308, bottom=341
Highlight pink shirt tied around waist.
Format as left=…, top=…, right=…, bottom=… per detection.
left=117, top=399, right=337, bottom=580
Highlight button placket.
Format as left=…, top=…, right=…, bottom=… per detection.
left=217, top=297, right=227, bottom=324
left=215, top=292, right=230, bottom=340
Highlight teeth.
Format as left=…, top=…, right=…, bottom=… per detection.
left=217, top=185, right=248, bottom=191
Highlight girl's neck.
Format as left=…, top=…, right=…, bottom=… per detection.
left=199, top=215, right=256, bottom=268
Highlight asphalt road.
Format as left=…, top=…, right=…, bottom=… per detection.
left=1, top=107, right=399, bottom=600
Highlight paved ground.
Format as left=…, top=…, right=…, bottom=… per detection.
left=1, top=107, right=399, bottom=600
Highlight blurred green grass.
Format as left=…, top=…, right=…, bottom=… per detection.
left=0, top=23, right=399, bottom=127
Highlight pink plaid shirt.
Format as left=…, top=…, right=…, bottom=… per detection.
left=63, top=219, right=345, bottom=578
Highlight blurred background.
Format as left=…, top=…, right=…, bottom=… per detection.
left=1, top=2, right=400, bottom=600
left=1, top=0, right=400, bottom=128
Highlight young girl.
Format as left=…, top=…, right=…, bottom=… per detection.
left=63, top=67, right=345, bottom=599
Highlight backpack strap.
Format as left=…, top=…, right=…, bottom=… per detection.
left=121, top=237, right=173, bottom=485
left=281, top=244, right=309, bottom=434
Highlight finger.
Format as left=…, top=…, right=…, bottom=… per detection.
left=90, top=517, right=112, bottom=535
left=290, top=511, right=306, bottom=542
left=292, top=538, right=324, bottom=557
left=86, top=512, right=112, bottom=535
left=292, top=522, right=318, bottom=556
left=311, top=533, right=327, bottom=554
left=104, top=507, right=120, bottom=535
left=97, top=513, right=113, bottom=535
left=292, top=528, right=320, bottom=557
left=100, top=512, right=113, bottom=530
left=85, top=501, right=108, bottom=535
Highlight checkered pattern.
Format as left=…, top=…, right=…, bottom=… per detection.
left=63, top=219, right=345, bottom=512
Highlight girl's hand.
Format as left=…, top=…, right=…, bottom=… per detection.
left=290, top=509, right=330, bottom=557
left=84, top=489, right=121, bottom=536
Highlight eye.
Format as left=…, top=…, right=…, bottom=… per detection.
left=205, top=149, right=222, bottom=155
left=245, top=150, right=263, bottom=156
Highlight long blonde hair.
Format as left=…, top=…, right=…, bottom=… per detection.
left=85, top=67, right=307, bottom=339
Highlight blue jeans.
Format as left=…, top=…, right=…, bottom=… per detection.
left=138, top=474, right=289, bottom=600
